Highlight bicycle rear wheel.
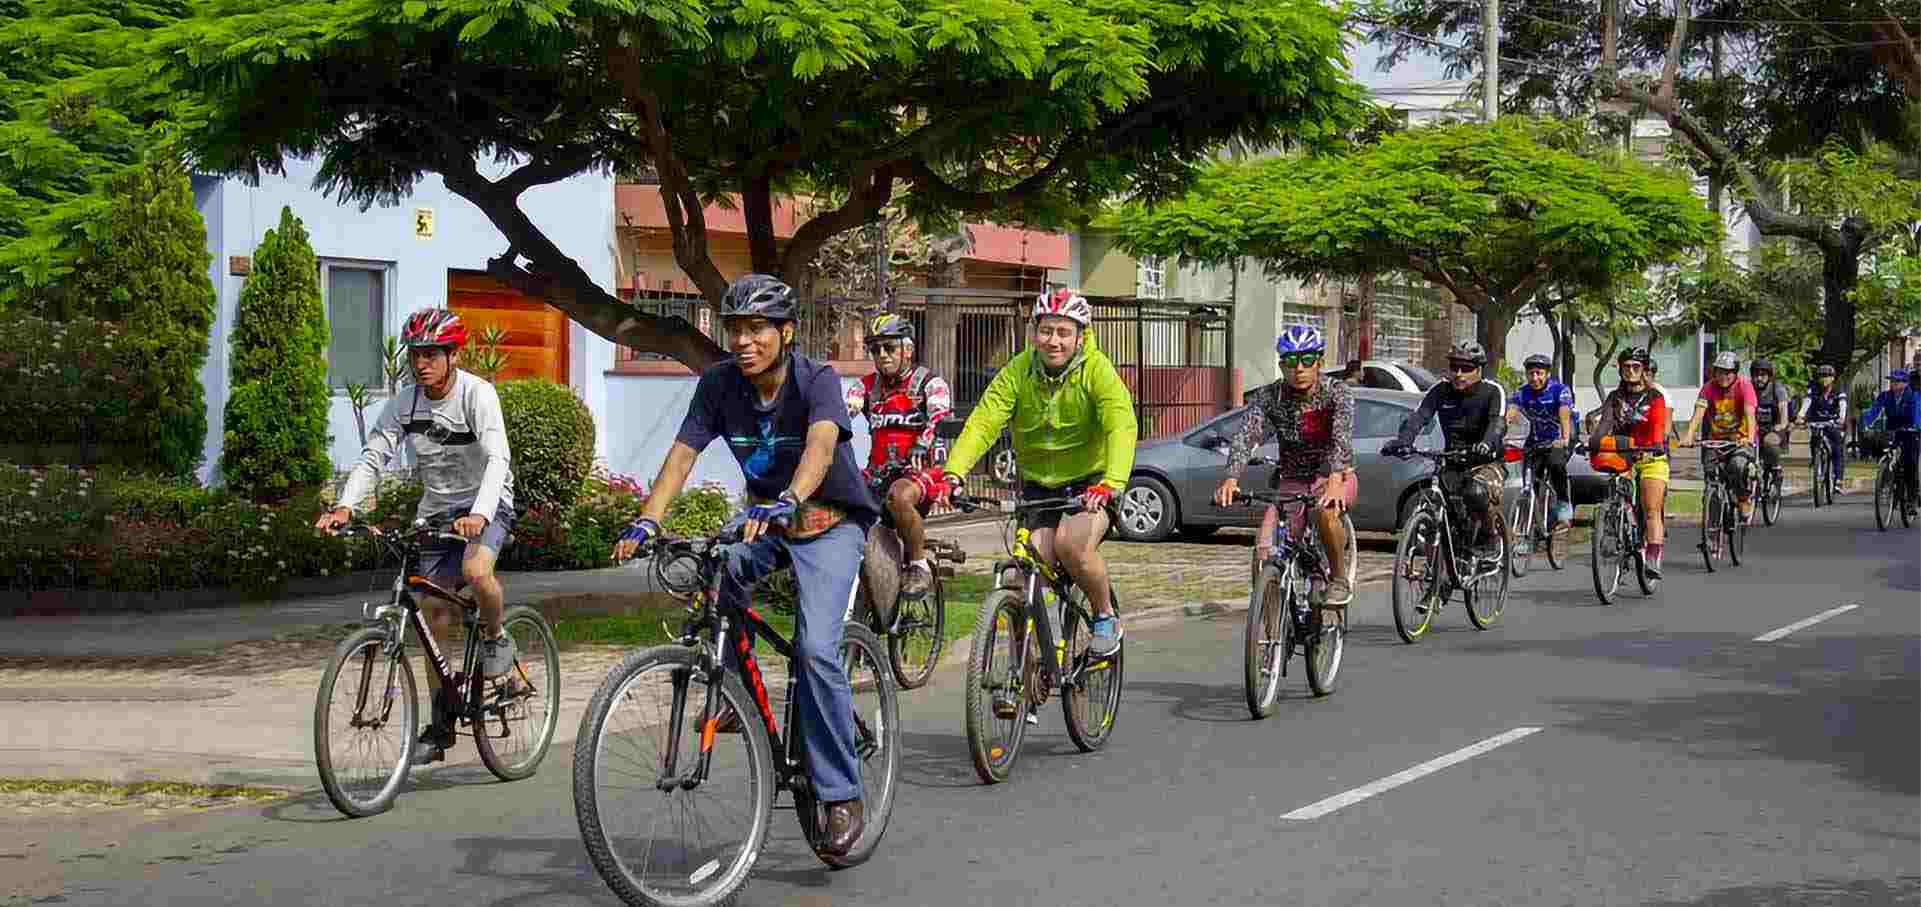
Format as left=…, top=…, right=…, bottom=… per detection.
left=1302, top=561, right=1343, bottom=696
left=475, top=605, right=561, bottom=782
left=964, top=591, right=1031, bottom=784
left=1813, top=453, right=1831, bottom=507
left=1591, top=499, right=1624, bottom=605
left=810, top=623, right=900, bottom=869
left=1544, top=485, right=1568, bottom=570
left=1391, top=510, right=1441, bottom=642
left=574, top=646, right=773, bottom=907
left=888, top=575, right=945, bottom=691
left=1243, top=564, right=1288, bottom=719
left=1875, top=463, right=1894, bottom=531
left=315, top=627, right=417, bottom=818
left=1509, top=486, right=1536, bottom=579
left=1062, top=586, right=1123, bottom=753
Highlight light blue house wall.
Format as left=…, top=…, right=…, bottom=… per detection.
left=194, top=160, right=881, bottom=498
left=193, top=158, right=618, bottom=486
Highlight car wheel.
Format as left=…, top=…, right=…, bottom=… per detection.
left=1116, top=476, right=1178, bottom=542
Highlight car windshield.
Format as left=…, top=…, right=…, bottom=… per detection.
left=1399, top=363, right=1441, bottom=390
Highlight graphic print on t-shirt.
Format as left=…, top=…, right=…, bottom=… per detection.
left=730, top=413, right=806, bottom=482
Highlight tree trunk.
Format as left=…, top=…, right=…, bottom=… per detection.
left=1476, top=301, right=1518, bottom=369
left=1576, top=318, right=1618, bottom=404
left=742, top=174, right=781, bottom=276
left=1817, top=220, right=1867, bottom=368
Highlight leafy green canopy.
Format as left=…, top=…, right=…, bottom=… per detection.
left=156, top=0, right=1370, bottom=366
left=1117, top=118, right=1720, bottom=361
left=0, top=0, right=193, bottom=294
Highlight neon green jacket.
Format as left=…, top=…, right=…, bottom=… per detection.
left=946, top=334, right=1139, bottom=492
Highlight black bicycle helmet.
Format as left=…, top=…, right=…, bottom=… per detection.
left=1523, top=353, right=1553, bottom=370
left=1750, top=358, right=1774, bottom=375
left=719, top=273, right=797, bottom=321
left=1617, top=346, right=1651, bottom=367
left=1815, top=364, right=1837, bottom=377
left=1448, top=340, right=1487, bottom=367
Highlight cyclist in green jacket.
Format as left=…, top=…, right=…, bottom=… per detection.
left=942, top=288, right=1139, bottom=656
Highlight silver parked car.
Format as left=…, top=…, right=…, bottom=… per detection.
left=1116, top=387, right=1523, bottom=541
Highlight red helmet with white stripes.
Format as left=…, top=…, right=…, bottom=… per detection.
left=400, top=308, right=467, bottom=350
left=1033, top=288, right=1093, bottom=329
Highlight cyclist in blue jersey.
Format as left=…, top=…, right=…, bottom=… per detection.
left=1863, top=369, right=1920, bottom=516
left=1503, top=353, right=1576, bottom=526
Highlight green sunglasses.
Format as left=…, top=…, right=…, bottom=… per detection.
left=1277, top=352, right=1323, bottom=369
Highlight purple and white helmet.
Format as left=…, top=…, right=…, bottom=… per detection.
left=1275, top=324, right=1326, bottom=355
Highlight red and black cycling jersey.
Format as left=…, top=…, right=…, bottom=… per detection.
left=845, top=365, right=954, bottom=470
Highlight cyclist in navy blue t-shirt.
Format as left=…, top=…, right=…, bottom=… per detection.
left=1504, top=353, right=1576, bottom=525
left=612, top=274, right=880, bottom=859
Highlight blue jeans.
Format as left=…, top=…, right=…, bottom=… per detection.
left=716, top=520, right=866, bottom=803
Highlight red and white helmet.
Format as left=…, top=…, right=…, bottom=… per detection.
left=1033, top=288, right=1093, bottom=329
left=400, top=307, right=467, bottom=350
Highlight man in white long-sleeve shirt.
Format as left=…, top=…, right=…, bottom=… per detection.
left=315, top=308, right=516, bottom=762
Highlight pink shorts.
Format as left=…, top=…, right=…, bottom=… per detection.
left=1256, top=472, right=1356, bottom=550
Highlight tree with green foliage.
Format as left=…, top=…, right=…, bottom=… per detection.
left=1117, top=118, right=1721, bottom=364
left=157, top=0, right=1369, bottom=368
left=0, top=0, right=193, bottom=297
left=221, top=206, right=333, bottom=502
left=51, top=154, right=216, bottom=477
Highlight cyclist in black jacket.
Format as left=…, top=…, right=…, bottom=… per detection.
left=1383, top=340, right=1509, bottom=562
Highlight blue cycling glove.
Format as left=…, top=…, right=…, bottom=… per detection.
left=619, top=517, right=661, bottom=547
left=744, top=491, right=800, bottom=527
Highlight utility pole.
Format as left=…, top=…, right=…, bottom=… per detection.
left=1483, top=0, right=1499, bottom=121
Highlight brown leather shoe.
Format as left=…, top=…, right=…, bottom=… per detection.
left=820, top=798, right=864, bottom=857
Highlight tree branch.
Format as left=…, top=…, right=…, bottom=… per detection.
left=606, top=40, right=729, bottom=304
left=778, top=163, right=896, bottom=286
left=440, top=156, right=725, bottom=370
left=1868, top=16, right=1921, bottom=97
left=1406, top=254, right=1491, bottom=310
left=496, top=145, right=603, bottom=197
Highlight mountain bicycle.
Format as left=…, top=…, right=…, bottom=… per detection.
left=1874, top=427, right=1918, bottom=531
left=1694, top=440, right=1748, bottom=571
left=1232, top=489, right=1351, bottom=718
left=1507, top=442, right=1568, bottom=577
left=1576, top=445, right=1664, bottom=605
left=1805, top=420, right=1841, bottom=508
left=856, top=453, right=965, bottom=689
left=574, top=523, right=900, bottom=907
left=314, top=520, right=560, bottom=818
left=1757, top=439, right=1785, bottom=527
left=1386, top=448, right=1510, bottom=643
left=952, top=494, right=1125, bottom=785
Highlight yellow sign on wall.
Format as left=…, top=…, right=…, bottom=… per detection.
left=414, top=207, right=435, bottom=240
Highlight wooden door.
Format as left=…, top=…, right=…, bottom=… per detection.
left=446, top=271, right=569, bottom=385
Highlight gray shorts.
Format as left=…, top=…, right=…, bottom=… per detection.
left=417, top=504, right=515, bottom=583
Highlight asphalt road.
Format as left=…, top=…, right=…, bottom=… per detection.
left=12, top=494, right=1918, bottom=907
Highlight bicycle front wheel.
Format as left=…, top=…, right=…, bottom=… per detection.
left=1391, top=510, right=1441, bottom=642
left=889, top=576, right=945, bottom=691
left=1062, top=587, right=1124, bottom=753
left=574, top=646, right=773, bottom=907
left=811, top=623, right=901, bottom=869
left=1701, top=484, right=1723, bottom=572
left=1727, top=497, right=1746, bottom=566
left=315, top=626, right=417, bottom=818
left=964, top=590, right=1031, bottom=784
left=1591, top=500, right=1624, bottom=605
left=1875, top=463, right=1895, bottom=530
left=1509, top=487, right=1536, bottom=579
left=1761, top=473, right=1782, bottom=526
left=1243, top=564, right=1288, bottom=719
left=1812, top=454, right=1830, bottom=507
left=475, top=605, right=561, bottom=782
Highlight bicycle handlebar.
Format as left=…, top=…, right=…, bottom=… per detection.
left=1231, top=490, right=1317, bottom=507
left=1390, top=448, right=1480, bottom=463
left=949, top=494, right=1089, bottom=517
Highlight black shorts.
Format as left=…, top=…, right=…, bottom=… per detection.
left=1019, top=477, right=1115, bottom=532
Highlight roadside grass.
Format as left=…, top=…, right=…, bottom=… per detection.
left=0, top=778, right=287, bottom=802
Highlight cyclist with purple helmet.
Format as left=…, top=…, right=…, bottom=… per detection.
left=1213, top=325, right=1357, bottom=609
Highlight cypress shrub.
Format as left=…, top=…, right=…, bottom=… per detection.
left=221, top=206, right=333, bottom=501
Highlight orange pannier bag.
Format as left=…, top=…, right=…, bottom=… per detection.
left=1590, top=434, right=1630, bottom=474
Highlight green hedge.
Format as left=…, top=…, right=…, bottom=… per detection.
left=221, top=207, right=333, bottom=502
left=1, top=464, right=739, bottom=600
left=498, top=379, right=596, bottom=511
left=0, top=313, right=154, bottom=460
